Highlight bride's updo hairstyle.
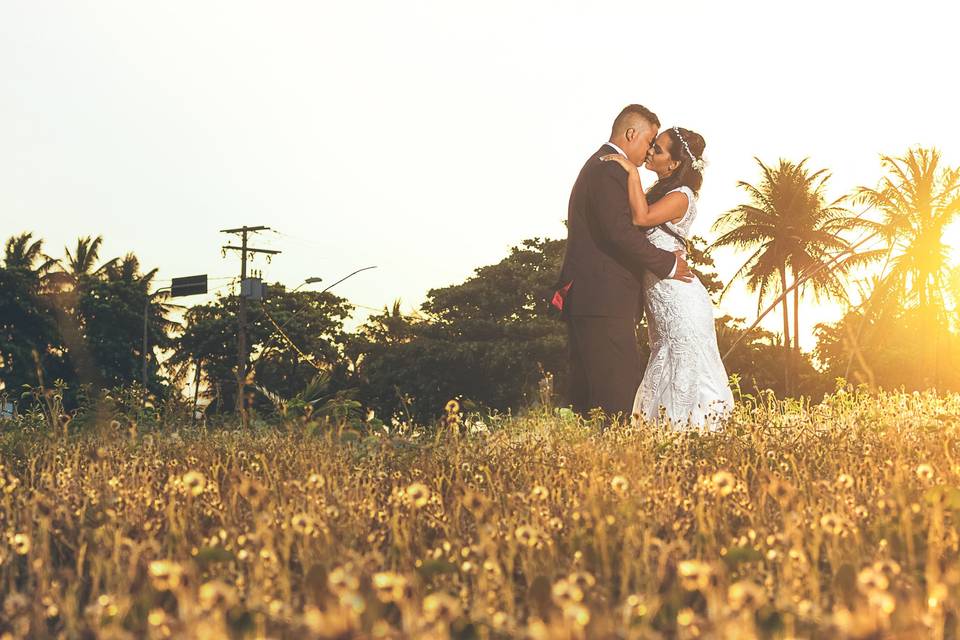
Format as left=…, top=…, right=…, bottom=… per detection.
left=646, top=127, right=706, bottom=204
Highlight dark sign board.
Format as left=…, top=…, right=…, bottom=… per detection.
left=171, top=274, right=208, bottom=297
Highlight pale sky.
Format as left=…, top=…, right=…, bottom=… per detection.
left=3, top=1, right=958, bottom=349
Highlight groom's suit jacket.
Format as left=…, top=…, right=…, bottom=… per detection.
left=557, top=144, right=677, bottom=320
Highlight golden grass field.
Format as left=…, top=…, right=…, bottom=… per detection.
left=2, top=389, right=960, bottom=639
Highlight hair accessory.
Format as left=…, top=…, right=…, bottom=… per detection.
left=673, top=126, right=705, bottom=173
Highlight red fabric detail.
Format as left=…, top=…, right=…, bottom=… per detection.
left=551, top=281, right=573, bottom=311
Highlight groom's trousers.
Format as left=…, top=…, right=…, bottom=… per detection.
left=566, top=315, right=641, bottom=421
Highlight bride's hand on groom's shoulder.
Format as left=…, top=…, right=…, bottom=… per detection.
left=600, top=153, right=636, bottom=173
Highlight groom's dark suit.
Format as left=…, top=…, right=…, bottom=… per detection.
left=557, top=144, right=677, bottom=419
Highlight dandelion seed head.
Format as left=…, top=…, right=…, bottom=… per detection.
left=291, top=512, right=316, bottom=535
left=148, top=560, right=184, bottom=591
left=677, top=607, right=696, bottom=626
left=198, top=579, right=237, bottom=611
left=836, top=473, right=854, bottom=490
left=610, top=475, right=629, bottom=496
left=711, top=471, right=735, bottom=497
left=423, top=592, right=461, bottom=623
left=406, top=482, right=431, bottom=508
left=728, top=581, right=765, bottom=612
left=12, top=533, right=30, bottom=556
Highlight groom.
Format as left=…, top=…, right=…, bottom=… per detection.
left=555, top=104, right=692, bottom=420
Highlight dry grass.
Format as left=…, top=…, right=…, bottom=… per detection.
left=1, top=388, right=960, bottom=638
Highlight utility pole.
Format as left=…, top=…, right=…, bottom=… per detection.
left=221, top=226, right=280, bottom=427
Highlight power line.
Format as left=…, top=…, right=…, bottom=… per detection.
left=350, top=303, right=422, bottom=318
left=269, top=228, right=338, bottom=253
left=207, top=278, right=240, bottom=294
left=260, top=308, right=322, bottom=370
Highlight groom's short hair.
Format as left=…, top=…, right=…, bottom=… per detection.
left=611, top=104, right=660, bottom=137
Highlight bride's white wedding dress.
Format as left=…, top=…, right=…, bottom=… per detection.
left=633, top=186, right=734, bottom=431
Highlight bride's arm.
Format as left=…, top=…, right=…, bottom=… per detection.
left=600, top=154, right=689, bottom=226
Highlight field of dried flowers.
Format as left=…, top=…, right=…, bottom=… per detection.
left=1, top=388, right=960, bottom=639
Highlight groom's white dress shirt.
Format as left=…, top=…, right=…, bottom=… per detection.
left=602, top=142, right=678, bottom=278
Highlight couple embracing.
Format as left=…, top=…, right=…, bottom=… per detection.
left=555, top=104, right=733, bottom=431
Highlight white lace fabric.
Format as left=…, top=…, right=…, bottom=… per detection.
left=633, top=186, right=735, bottom=430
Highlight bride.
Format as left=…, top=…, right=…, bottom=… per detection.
left=601, top=126, right=733, bottom=430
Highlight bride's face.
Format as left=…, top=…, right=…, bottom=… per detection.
left=644, top=132, right=679, bottom=177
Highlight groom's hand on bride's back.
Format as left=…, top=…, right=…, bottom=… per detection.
left=671, top=251, right=694, bottom=282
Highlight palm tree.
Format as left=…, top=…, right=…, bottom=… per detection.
left=102, top=252, right=144, bottom=283
left=38, top=235, right=120, bottom=389
left=4, top=232, right=57, bottom=275
left=96, top=253, right=181, bottom=386
left=849, top=148, right=960, bottom=385
left=51, top=235, right=117, bottom=287
left=0, top=233, right=61, bottom=390
left=711, top=158, right=852, bottom=395
left=103, top=253, right=182, bottom=387
left=853, top=148, right=960, bottom=313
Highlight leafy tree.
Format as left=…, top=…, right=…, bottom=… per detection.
left=687, top=235, right=723, bottom=299
left=716, top=315, right=828, bottom=400
left=170, top=300, right=239, bottom=413
left=252, top=284, right=354, bottom=402
left=349, top=238, right=567, bottom=422
left=44, top=235, right=118, bottom=391
left=0, top=233, right=64, bottom=393
left=171, top=285, right=352, bottom=415
left=0, top=234, right=181, bottom=403
left=77, top=253, right=179, bottom=392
